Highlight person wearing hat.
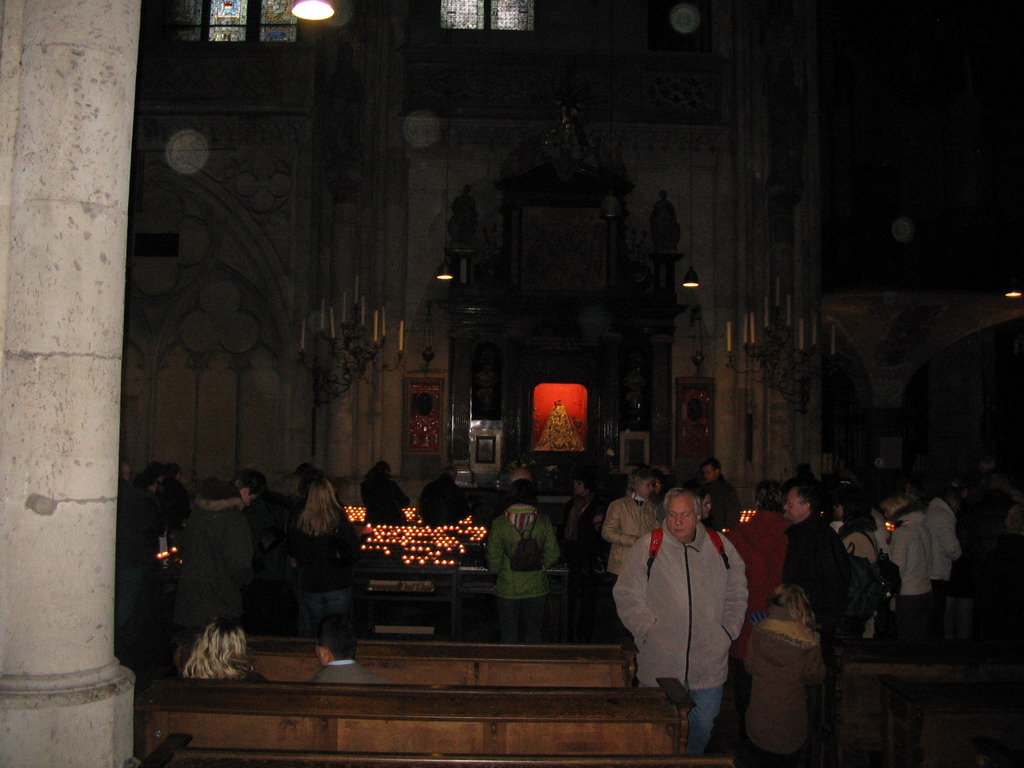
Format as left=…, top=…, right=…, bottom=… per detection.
left=173, top=477, right=254, bottom=632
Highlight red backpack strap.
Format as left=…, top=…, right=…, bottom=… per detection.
left=706, top=529, right=731, bottom=570
left=645, top=528, right=664, bottom=580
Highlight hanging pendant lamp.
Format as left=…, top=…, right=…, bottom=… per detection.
left=291, top=0, right=334, bottom=21
left=681, top=265, right=700, bottom=288
left=435, top=258, right=454, bottom=280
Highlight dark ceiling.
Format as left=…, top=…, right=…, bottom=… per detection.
left=819, top=0, right=1024, bottom=294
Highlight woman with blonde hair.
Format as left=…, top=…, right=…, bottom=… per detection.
left=181, top=617, right=264, bottom=681
left=601, top=467, right=658, bottom=579
left=288, top=477, right=360, bottom=637
left=880, top=492, right=934, bottom=639
left=744, top=583, right=826, bottom=767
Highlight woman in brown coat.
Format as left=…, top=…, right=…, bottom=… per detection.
left=744, top=583, right=826, bottom=767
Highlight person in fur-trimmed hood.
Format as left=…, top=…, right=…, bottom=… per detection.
left=173, top=478, right=254, bottom=631
left=744, top=583, right=826, bottom=767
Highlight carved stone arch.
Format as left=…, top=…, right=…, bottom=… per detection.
left=133, top=160, right=294, bottom=361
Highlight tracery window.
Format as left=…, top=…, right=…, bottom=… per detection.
left=440, top=0, right=534, bottom=31
left=165, top=0, right=297, bottom=42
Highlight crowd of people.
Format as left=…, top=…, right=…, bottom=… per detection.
left=115, top=453, right=1024, bottom=763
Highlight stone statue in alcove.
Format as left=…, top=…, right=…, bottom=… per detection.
left=448, top=184, right=478, bottom=247
left=650, top=190, right=681, bottom=252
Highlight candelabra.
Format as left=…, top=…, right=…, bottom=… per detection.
left=726, top=308, right=820, bottom=413
left=298, top=302, right=397, bottom=402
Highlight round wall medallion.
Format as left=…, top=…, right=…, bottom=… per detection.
left=891, top=215, right=915, bottom=243
left=165, top=129, right=209, bottom=174
left=670, top=2, right=701, bottom=34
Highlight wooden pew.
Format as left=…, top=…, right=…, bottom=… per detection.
left=880, top=676, right=1024, bottom=768
left=135, top=678, right=691, bottom=759
left=139, top=735, right=738, bottom=768
left=973, top=737, right=1024, bottom=768
left=834, top=640, right=1024, bottom=757
left=247, top=637, right=636, bottom=687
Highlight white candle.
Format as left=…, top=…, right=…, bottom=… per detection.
left=742, top=315, right=748, bottom=345
left=750, top=311, right=757, bottom=345
left=830, top=324, right=836, bottom=356
left=330, top=306, right=336, bottom=339
left=398, top=320, right=405, bottom=352
left=300, top=317, right=305, bottom=351
left=381, top=306, right=387, bottom=337
left=798, top=318, right=805, bottom=350
left=726, top=321, right=733, bottom=353
left=373, top=310, right=379, bottom=342
left=785, top=294, right=792, bottom=326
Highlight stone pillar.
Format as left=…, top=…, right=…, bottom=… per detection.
left=0, top=1, right=140, bottom=765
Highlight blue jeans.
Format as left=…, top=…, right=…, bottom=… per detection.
left=496, top=595, right=546, bottom=644
left=684, top=684, right=724, bottom=754
left=297, top=587, right=353, bottom=637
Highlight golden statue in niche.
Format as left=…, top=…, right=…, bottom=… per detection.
left=535, top=400, right=584, bottom=452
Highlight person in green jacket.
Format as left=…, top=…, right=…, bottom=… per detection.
left=487, top=479, right=560, bottom=643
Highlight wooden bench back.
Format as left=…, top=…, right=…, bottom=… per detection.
left=140, top=735, right=736, bottom=768
left=247, top=637, right=636, bottom=687
left=135, top=679, right=690, bottom=758
left=880, top=677, right=1024, bottom=768
left=142, top=739, right=736, bottom=768
left=835, top=640, right=1024, bottom=755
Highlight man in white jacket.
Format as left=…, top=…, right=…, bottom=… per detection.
left=925, top=479, right=966, bottom=636
left=613, top=488, right=747, bottom=754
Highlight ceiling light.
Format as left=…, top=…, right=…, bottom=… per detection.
left=600, top=193, right=622, bottom=220
left=681, top=265, right=700, bottom=288
left=291, top=0, right=334, bottom=21
left=435, top=259, right=454, bottom=280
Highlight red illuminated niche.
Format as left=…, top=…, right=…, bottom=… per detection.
left=532, top=383, right=587, bottom=451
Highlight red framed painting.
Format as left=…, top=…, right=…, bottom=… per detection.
left=406, top=378, right=443, bottom=452
left=675, top=378, right=714, bottom=459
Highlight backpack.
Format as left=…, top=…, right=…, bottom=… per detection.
left=510, top=522, right=543, bottom=571
left=646, top=526, right=730, bottom=579
left=836, top=534, right=894, bottom=638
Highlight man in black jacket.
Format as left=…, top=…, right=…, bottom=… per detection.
left=418, top=466, right=470, bottom=527
left=782, top=480, right=850, bottom=638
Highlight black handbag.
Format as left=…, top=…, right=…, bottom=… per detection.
left=327, top=525, right=359, bottom=567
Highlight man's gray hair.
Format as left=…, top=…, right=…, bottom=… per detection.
left=662, top=487, right=700, bottom=515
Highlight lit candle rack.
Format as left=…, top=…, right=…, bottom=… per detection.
left=343, top=506, right=487, bottom=568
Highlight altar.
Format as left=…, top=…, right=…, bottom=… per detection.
left=438, top=156, right=685, bottom=491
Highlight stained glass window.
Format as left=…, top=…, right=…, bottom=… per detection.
left=260, top=0, right=297, bottom=41
left=209, top=0, right=246, bottom=42
left=491, top=0, right=532, bottom=30
left=165, top=0, right=296, bottom=42
left=440, top=0, right=533, bottom=31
